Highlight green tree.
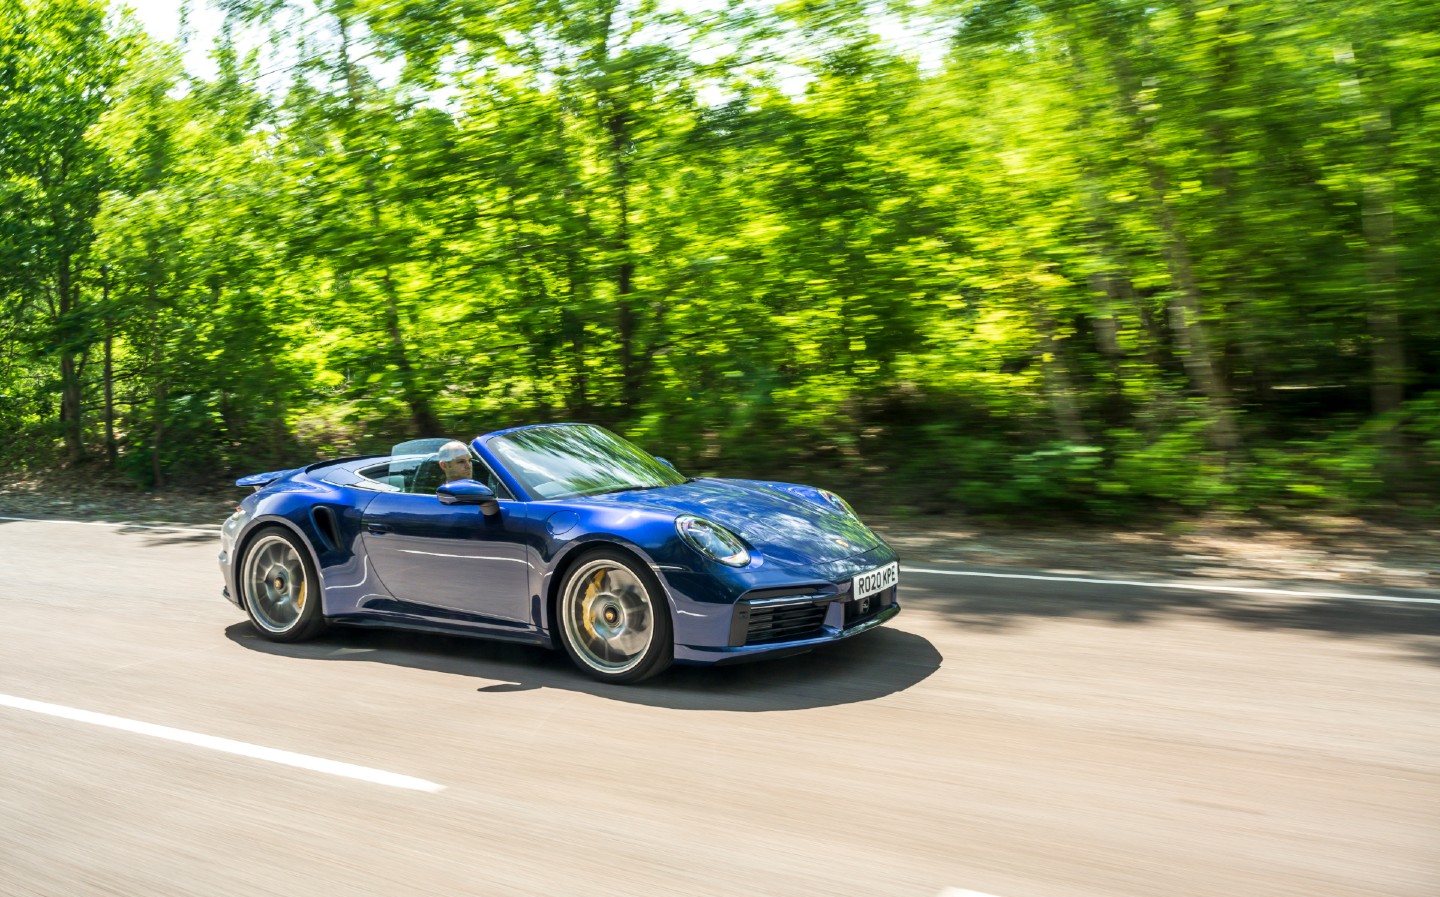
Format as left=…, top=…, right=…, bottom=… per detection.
left=0, top=0, right=138, bottom=462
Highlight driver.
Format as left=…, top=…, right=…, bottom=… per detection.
left=435, top=440, right=473, bottom=486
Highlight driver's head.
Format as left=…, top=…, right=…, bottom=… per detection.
left=436, top=440, right=472, bottom=483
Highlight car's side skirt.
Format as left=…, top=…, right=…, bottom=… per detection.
left=326, top=615, right=554, bottom=648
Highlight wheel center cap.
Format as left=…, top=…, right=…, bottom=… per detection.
left=602, top=605, right=620, bottom=625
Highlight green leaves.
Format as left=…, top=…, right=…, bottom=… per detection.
left=2, top=0, right=1440, bottom=514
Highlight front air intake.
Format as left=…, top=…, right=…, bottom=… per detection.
left=744, top=603, right=827, bottom=644
left=728, top=586, right=834, bottom=646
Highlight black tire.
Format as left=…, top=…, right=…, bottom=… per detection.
left=238, top=525, right=327, bottom=643
left=556, top=548, right=674, bottom=684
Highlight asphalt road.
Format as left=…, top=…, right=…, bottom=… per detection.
left=0, top=517, right=1437, bottom=897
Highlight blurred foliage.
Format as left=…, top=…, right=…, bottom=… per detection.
left=1, top=0, right=1439, bottom=519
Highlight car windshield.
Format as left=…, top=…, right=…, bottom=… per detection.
left=489, top=424, right=685, bottom=500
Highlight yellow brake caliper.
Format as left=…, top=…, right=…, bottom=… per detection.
left=582, top=569, right=605, bottom=640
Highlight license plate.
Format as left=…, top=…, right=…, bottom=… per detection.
left=852, top=562, right=899, bottom=602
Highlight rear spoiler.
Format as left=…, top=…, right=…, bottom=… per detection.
left=234, top=455, right=383, bottom=492
left=235, top=468, right=300, bottom=491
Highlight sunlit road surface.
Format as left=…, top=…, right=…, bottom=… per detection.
left=1, top=519, right=1437, bottom=897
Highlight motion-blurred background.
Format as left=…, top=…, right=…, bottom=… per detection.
left=1, top=0, right=1437, bottom=519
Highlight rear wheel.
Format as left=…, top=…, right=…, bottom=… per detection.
left=558, top=549, right=673, bottom=683
left=240, top=526, right=326, bottom=642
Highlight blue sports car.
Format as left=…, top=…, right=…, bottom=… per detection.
left=219, top=423, right=901, bottom=683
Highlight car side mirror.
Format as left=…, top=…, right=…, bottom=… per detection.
left=437, top=479, right=500, bottom=516
left=655, top=457, right=677, bottom=471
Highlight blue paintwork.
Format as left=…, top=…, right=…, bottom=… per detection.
left=218, top=423, right=900, bottom=669
left=436, top=479, right=498, bottom=508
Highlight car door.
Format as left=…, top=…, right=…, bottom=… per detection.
left=359, top=486, right=534, bottom=633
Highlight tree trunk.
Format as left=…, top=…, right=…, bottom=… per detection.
left=101, top=266, right=116, bottom=467
left=1359, top=92, right=1403, bottom=416
left=104, top=322, right=116, bottom=467
left=564, top=253, right=590, bottom=417
left=60, top=353, right=83, bottom=459
left=1147, top=161, right=1241, bottom=452
left=1081, top=18, right=1241, bottom=452
left=1203, top=3, right=1274, bottom=412
left=616, top=268, right=637, bottom=411
left=380, top=268, right=441, bottom=436
left=1331, top=41, right=1405, bottom=425
left=1033, top=304, right=1089, bottom=444
left=336, top=15, right=441, bottom=436
left=592, top=2, right=644, bottom=415
left=556, top=106, right=591, bottom=418
left=609, top=112, right=641, bottom=413
left=57, top=257, right=85, bottom=463
left=1364, top=203, right=1404, bottom=417
left=151, top=379, right=166, bottom=489
left=1055, top=15, right=1151, bottom=425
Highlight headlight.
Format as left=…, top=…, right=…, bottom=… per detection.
left=819, top=489, right=858, bottom=518
left=676, top=515, right=750, bottom=567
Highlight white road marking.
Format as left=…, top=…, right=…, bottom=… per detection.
left=0, top=515, right=217, bottom=535
left=0, top=693, right=444, bottom=793
left=939, top=889, right=1007, bottom=897
left=902, top=566, right=1440, bottom=606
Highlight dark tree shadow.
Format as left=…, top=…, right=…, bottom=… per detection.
left=126, top=527, right=219, bottom=546
left=901, top=565, right=1440, bottom=667
left=0, top=517, right=217, bottom=546
left=224, top=621, right=941, bottom=712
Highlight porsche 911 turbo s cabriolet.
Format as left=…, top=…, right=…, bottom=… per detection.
left=219, top=423, right=900, bottom=683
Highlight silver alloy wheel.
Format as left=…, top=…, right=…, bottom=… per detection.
left=243, top=534, right=308, bottom=634
left=561, top=559, right=655, bottom=674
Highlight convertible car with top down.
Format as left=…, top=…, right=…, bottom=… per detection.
left=219, top=422, right=901, bottom=683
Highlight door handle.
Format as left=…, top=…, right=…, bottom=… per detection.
left=365, top=523, right=392, bottom=535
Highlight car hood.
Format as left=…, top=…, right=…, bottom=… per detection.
left=583, top=478, right=882, bottom=568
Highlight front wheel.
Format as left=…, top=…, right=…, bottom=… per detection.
left=239, top=526, right=326, bottom=642
left=558, top=549, right=673, bottom=683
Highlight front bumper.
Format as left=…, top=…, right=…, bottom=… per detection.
left=674, top=602, right=901, bottom=665
left=662, top=541, right=901, bottom=661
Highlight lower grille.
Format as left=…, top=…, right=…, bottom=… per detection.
left=747, top=604, right=827, bottom=644
left=738, top=602, right=827, bottom=646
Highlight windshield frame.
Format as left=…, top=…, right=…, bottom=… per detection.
left=485, top=423, right=685, bottom=502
